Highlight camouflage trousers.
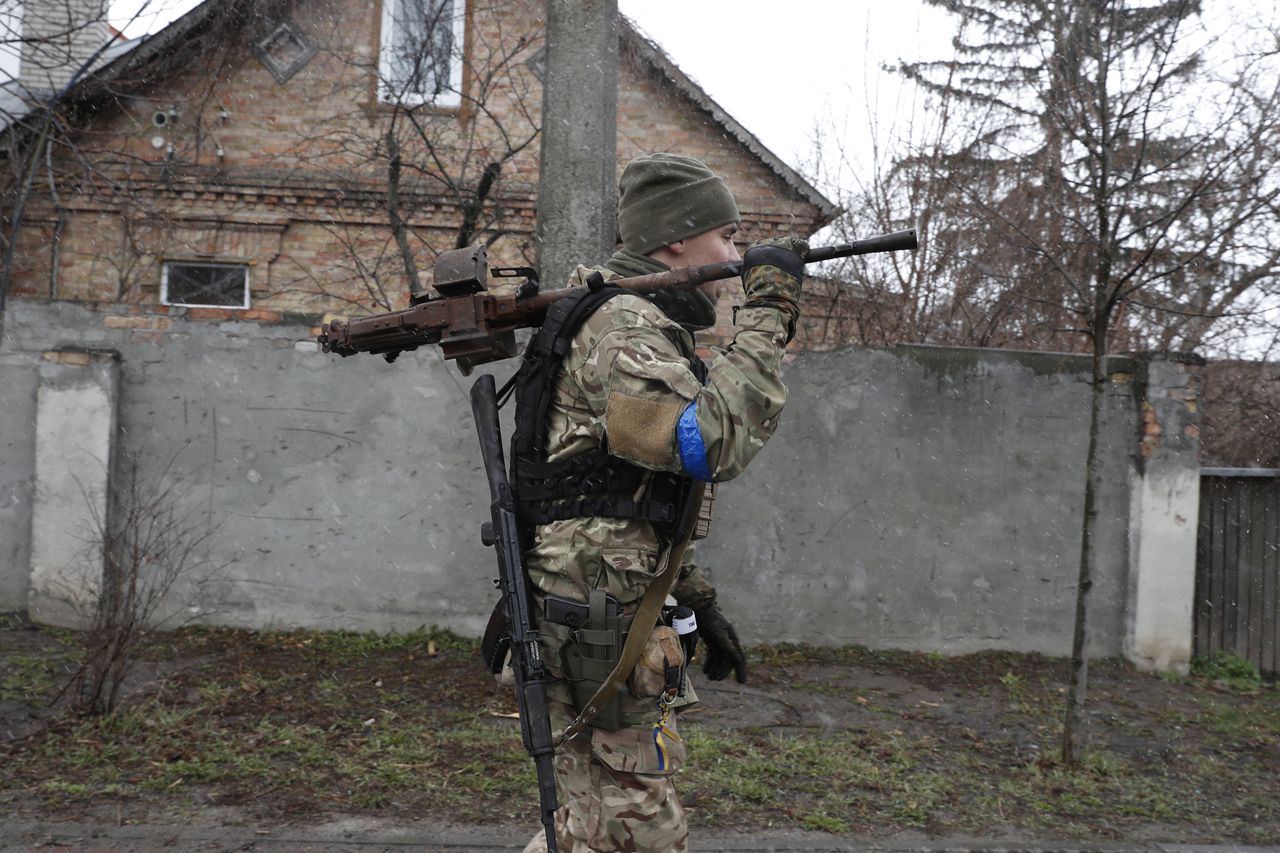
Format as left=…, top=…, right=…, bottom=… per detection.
left=522, top=700, right=689, bottom=853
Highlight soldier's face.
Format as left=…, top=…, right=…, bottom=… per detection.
left=676, top=223, right=740, bottom=300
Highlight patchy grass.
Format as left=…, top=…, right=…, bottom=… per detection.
left=1, top=652, right=71, bottom=702
left=2, top=621, right=1278, bottom=843
left=0, top=614, right=78, bottom=703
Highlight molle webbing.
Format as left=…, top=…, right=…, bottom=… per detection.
left=514, top=450, right=684, bottom=526
left=510, top=283, right=705, bottom=535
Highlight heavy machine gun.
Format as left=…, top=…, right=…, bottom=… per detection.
left=316, top=228, right=918, bottom=373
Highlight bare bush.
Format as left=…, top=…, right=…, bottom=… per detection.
left=62, top=455, right=231, bottom=716
left=1200, top=360, right=1280, bottom=469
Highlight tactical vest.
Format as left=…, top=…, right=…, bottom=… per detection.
left=509, top=281, right=706, bottom=540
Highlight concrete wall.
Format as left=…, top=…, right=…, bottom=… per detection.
left=0, top=299, right=1202, bottom=665
left=1125, top=357, right=1203, bottom=672
left=1, top=299, right=498, bottom=635
left=705, top=345, right=1137, bottom=657
left=26, top=349, right=120, bottom=626
left=0, top=353, right=40, bottom=608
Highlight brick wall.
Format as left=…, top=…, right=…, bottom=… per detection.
left=15, top=0, right=827, bottom=332
left=18, top=0, right=111, bottom=92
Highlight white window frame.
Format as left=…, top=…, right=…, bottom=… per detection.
left=161, top=261, right=251, bottom=310
left=378, top=0, right=465, bottom=108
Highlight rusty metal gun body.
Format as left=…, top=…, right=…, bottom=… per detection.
left=317, top=228, right=918, bottom=372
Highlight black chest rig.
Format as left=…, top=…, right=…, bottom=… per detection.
left=510, top=281, right=707, bottom=540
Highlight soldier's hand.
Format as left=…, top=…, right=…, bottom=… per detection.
left=695, top=604, right=748, bottom=684
left=741, top=237, right=809, bottom=305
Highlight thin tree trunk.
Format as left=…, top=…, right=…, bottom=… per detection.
left=455, top=161, right=502, bottom=249
left=385, top=129, right=422, bottom=300
left=1063, top=3, right=1117, bottom=764
left=1061, top=319, right=1106, bottom=765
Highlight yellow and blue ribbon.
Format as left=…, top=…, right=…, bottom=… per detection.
left=652, top=698, right=682, bottom=771
left=652, top=723, right=681, bottom=771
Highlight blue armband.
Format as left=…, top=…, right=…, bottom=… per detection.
left=677, top=401, right=713, bottom=482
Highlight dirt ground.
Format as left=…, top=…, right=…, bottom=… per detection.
left=2, top=612, right=1278, bottom=844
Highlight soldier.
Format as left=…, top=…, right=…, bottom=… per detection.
left=517, top=153, right=808, bottom=852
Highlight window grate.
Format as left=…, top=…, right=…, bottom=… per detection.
left=162, top=262, right=250, bottom=309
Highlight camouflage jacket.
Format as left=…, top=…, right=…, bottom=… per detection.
left=526, top=264, right=793, bottom=722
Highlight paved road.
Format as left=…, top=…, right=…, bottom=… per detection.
left=5, top=816, right=1278, bottom=853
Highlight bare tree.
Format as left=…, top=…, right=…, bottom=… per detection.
left=813, top=2, right=1280, bottom=361
left=1200, top=360, right=1280, bottom=469
left=276, top=0, right=541, bottom=312
left=806, top=47, right=1040, bottom=348
left=844, top=0, right=1280, bottom=763
left=1, top=0, right=119, bottom=337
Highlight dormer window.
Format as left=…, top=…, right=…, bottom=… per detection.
left=378, top=0, right=464, bottom=107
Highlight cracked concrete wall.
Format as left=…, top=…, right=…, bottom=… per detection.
left=1, top=301, right=1191, bottom=661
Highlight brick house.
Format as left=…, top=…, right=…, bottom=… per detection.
left=1, top=0, right=837, bottom=630
left=6, top=0, right=835, bottom=335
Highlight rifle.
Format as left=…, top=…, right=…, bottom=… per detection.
left=317, top=228, right=918, bottom=373
left=471, top=372, right=560, bottom=852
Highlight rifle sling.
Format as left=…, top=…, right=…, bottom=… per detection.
left=558, top=481, right=706, bottom=744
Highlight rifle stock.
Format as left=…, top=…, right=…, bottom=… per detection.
left=318, top=228, right=918, bottom=372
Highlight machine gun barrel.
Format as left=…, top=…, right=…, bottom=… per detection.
left=584, top=227, right=919, bottom=294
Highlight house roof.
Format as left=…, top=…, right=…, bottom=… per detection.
left=5, top=0, right=838, bottom=223
left=0, top=33, right=141, bottom=129
left=0, top=0, right=211, bottom=132
left=619, top=18, right=838, bottom=226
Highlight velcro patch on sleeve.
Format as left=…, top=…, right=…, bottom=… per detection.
left=604, top=391, right=684, bottom=468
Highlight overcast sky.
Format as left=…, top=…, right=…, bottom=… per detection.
left=103, top=0, right=958, bottom=190
left=614, top=1, right=956, bottom=184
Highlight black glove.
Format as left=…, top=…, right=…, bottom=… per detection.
left=694, top=604, right=748, bottom=683
left=739, top=237, right=808, bottom=343
left=741, top=237, right=809, bottom=304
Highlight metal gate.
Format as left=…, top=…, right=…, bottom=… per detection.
left=1195, top=469, right=1280, bottom=678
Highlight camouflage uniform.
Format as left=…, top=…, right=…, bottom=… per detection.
left=521, top=262, right=794, bottom=852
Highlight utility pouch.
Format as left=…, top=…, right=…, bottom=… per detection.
left=626, top=625, right=684, bottom=699
left=556, top=589, right=632, bottom=731
left=546, top=591, right=619, bottom=628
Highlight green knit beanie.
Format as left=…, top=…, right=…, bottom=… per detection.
left=617, top=154, right=740, bottom=255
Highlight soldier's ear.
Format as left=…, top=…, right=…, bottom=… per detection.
left=665, top=239, right=686, bottom=256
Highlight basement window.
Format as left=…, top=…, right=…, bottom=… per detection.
left=161, top=262, right=250, bottom=309
left=379, top=0, right=464, bottom=107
